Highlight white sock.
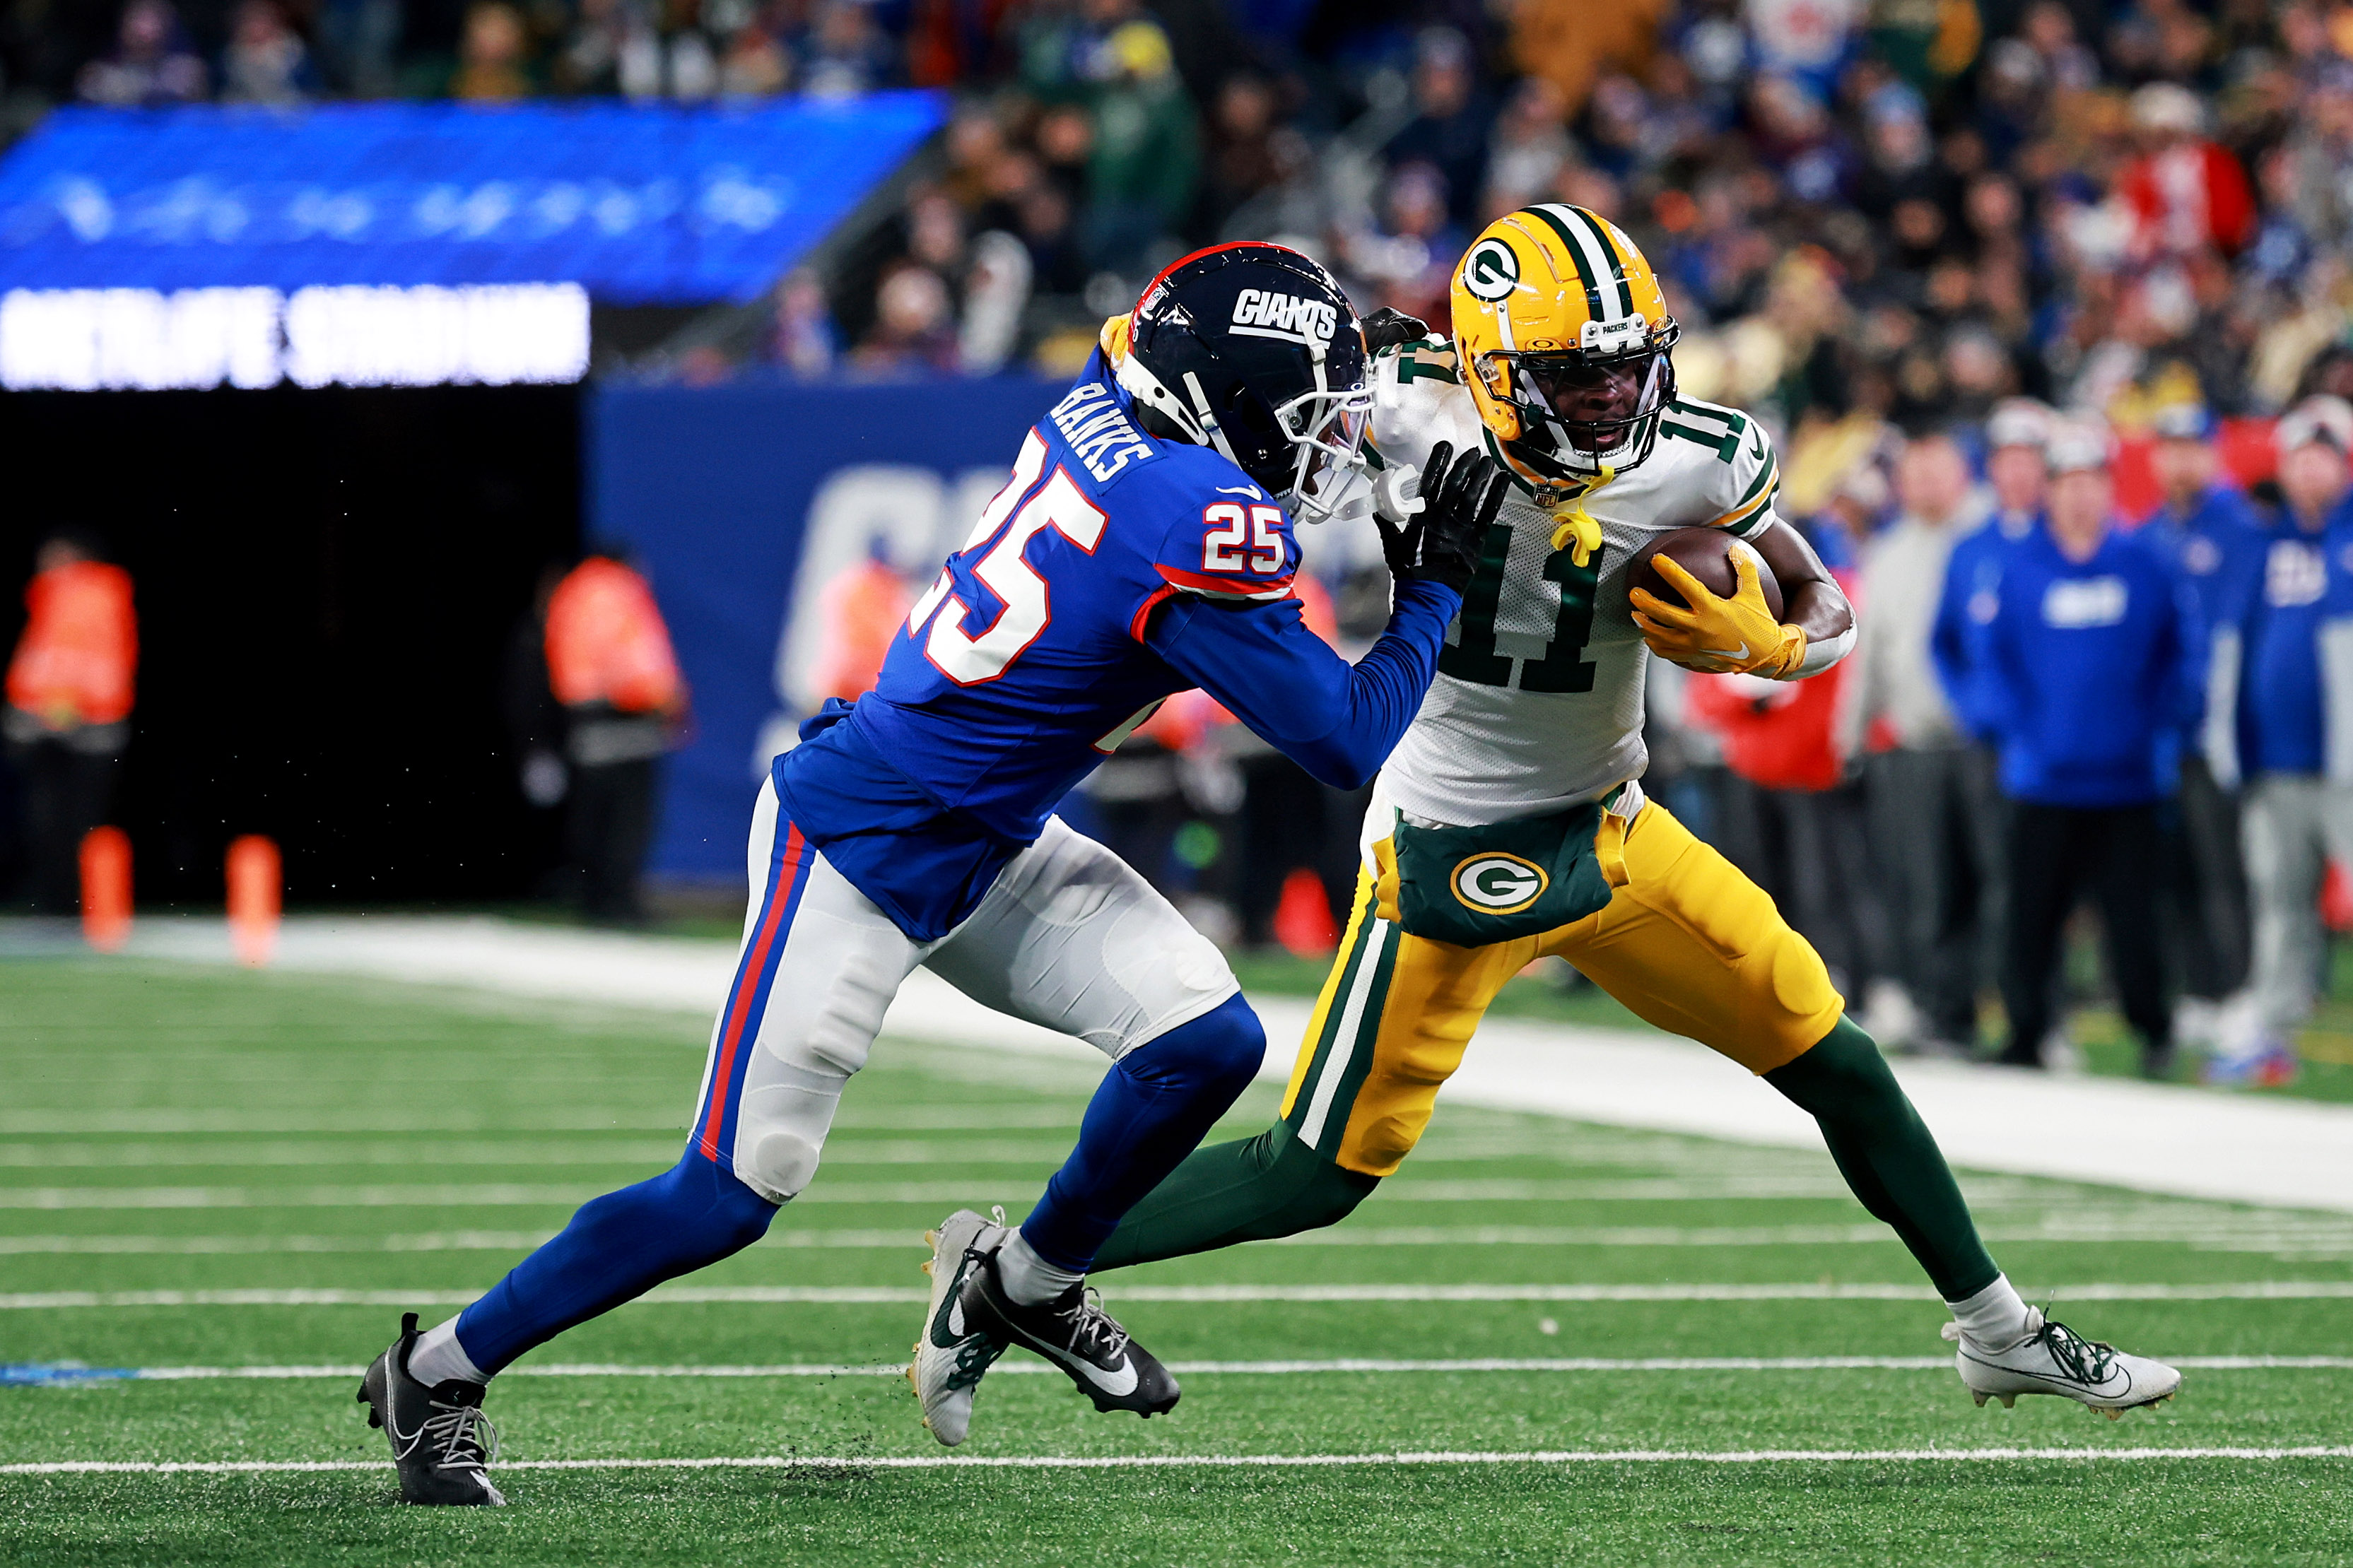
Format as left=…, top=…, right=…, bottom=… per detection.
left=994, top=1230, right=1084, bottom=1307
left=406, top=1315, right=488, bottom=1387
left=1946, top=1273, right=2032, bottom=1349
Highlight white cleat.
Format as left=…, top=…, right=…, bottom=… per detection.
left=1946, top=1309, right=2182, bottom=1417
left=907, top=1207, right=1009, bottom=1447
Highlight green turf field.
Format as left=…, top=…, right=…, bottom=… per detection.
left=3, top=958, right=2349, bottom=1566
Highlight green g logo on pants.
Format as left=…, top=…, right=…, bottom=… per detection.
left=1450, top=854, right=1547, bottom=916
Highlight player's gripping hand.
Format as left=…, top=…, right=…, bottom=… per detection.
left=1377, top=440, right=1508, bottom=594
left=1629, top=551, right=1807, bottom=676
left=1361, top=307, right=1431, bottom=353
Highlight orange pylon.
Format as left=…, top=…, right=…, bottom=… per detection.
left=1272, top=867, right=1339, bottom=957
left=226, top=835, right=281, bottom=968
left=79, top=826, right=131, bottom=953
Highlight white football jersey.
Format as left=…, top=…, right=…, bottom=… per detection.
left=1370, top=338, right=1782, bottom=826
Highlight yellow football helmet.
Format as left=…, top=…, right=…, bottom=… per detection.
left=1450, top=204, right=1680, bottom=481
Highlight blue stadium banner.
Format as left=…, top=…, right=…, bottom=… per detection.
left=589, top=375, right=1067, bottom=880
left=0, top=94, right=945, bottom=302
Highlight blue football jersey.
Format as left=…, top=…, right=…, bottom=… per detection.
left=850, top=350, right=1301, bottom=841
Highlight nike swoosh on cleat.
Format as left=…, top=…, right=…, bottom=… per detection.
left=1031, top=1341, right=1140, bottom=1398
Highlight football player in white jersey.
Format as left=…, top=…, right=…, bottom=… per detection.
left=1089, top=206, right=2181, bottom=1419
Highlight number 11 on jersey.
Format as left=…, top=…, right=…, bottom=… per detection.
left=1437, top=526, right=1606, bottom=694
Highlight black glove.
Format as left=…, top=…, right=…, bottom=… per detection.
left=1375, top=440, right=1510, bottom=594
left=1361, top=307, right=1431, bottom=353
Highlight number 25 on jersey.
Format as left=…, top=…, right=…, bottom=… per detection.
left=908, top=432, right=1108, bottom=686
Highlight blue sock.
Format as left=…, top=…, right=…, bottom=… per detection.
left=1020, top=993, right=1265, bottom=1273
left=454, top=1150, right=778, bottom=1375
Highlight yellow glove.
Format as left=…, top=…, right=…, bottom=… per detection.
left=1629, top=549, right=1806, bottom=677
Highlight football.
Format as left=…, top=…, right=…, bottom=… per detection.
left=1627, top=527, right=1785, bottom=620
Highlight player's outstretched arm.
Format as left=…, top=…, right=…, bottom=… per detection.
left=1147, top=445, right=1507, bottom=789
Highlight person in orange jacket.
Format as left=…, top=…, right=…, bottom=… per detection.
left=5, top=531, right=136, bottom=916
left=809, top=541, right=914, bottom=706
left=543, top=543, right=687, bottom=925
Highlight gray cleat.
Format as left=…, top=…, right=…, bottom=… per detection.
left=357, top=1312, right=505, bottom=1505
left=908, top=1208, right=1009, bottom=1446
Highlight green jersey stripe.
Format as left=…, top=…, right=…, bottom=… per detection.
left=1295, top=897, right=1395, bottom=1154
left=1286, top=892, right=1382, bottom=1140
left=1317, top=916, right=1403, bottom=1153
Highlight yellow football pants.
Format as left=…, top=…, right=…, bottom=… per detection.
left=1276, top=800, right=1846, bottom=1178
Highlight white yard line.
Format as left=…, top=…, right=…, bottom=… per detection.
left=0, top=1140, right=1073, bottom=1169
left=118, top=915, right=2353, bottom=1216
left=5, top=1281, right=2350, bottom=1310
left=10, top=1219, right=2350, bottom=1256
left=7, top=1447, right=2349, bottom=1476
left=0, top=1178, right=1941, bottom=1209
left=8, top=1355, right=2341, bottom=1382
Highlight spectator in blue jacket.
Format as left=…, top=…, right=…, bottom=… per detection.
left=1929, top=396, right=2052, bottom=1042
left=1981, top=420, right=2202, bottom=1076
left=2205, top=396, right=2353, bottom=1087
left=1932, top=398, right=2053, bottom=745
left=2142, top=401, right=2267, bottom=1035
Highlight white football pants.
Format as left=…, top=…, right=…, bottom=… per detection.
left=689, top=778, right=1242, bottom=1203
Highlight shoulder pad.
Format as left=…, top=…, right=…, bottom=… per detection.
left=1660, top=399, right=1779, bottom=539
left=1126, top=447, right=1299, bottom=604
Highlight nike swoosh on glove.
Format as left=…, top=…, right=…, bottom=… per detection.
left=1629, top=548, right=1806, bottom=676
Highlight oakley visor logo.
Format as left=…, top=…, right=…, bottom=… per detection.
left=1460, top=239, right=1521, bottom=303
left=1451, top=853, right=1547, bottom=914
left=1232, top=288, right=1337, bottom=341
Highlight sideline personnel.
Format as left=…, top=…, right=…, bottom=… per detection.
left=4, top=532, right=135, bottom=915
left=544, top=544, right=686, bottom=926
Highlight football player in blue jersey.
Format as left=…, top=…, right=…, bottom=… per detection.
left=355, top=242, right=1509, bottom=1502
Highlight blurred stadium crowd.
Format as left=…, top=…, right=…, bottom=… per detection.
left=13, top=0, right=2353, bottom=1089
left=4, top=0, right=2352, bottom=412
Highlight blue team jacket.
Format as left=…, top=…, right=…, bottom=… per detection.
left=1930, top=509, right=2041, bottom=744
left=775, top=350, right=1459, bottom=941
left=2206, top=498, right=2353, bottom=786
left=1979, top=524, right=2202, bottom=808
left=2142, top=484, right=2267, bottom=642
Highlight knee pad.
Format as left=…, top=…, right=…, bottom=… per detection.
left=740, top=1131, right=822, bottom=1201
left=1128, top=994, right=1266, bottom=1096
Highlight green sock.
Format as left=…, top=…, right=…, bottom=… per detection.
left=1764, top=1016, right=2000, bottom=1301
left=1091, top=1121, right=1378, bottom=1272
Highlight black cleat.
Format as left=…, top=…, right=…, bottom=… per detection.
left=956, top=1255, right=1179, bottom=1419
left=357, top=1312, right=505, bottom=1506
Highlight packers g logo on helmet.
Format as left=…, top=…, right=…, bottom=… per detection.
left=1459, top=237, right=1522, bottom=304
left=1450, top=205, right=1681, bottom=482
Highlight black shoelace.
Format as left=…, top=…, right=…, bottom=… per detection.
left=2034, top=1316, right=2120, bottom=1388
